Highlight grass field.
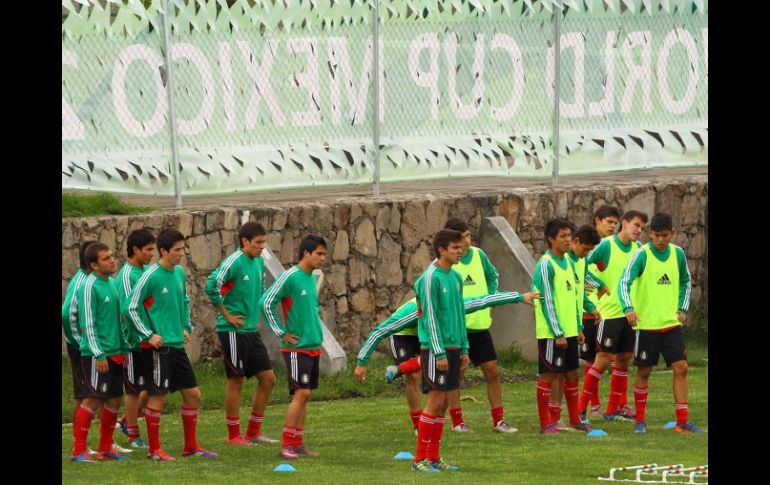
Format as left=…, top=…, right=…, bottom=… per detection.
left=62, top=339, right=707, bottom=484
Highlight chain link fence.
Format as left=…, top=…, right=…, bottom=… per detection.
left=62, top=0, right=708, bottom=200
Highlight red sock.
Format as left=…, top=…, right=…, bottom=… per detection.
left=414, top=413, right=434, bottom=463
left=448, top=407, right=464, bottom=427
left=675, top=402, right=689, bottom=425
left=579, top=367, right=602, bottom=412
left=398, top=356, right=421, bottom=375
left=584, top=362, right=601, bottom=407
left=536, top=380, right=552, bottom=429
left=613, top=363, right=628, bottom=407
left=127, top=424, right=140, bottom=441
left=491, top=406, right=504, bottom=427
left=226, top=415, right=241, bottom=440
left=98, top=405, right=119, bottom=453
left=245, top=413, right=263, bottom=438
left=72, top=405, right=95, bottom=457
left=281, top=425, right=295, bottom=448
left=427, top=415, right=444, bottom=462
left=409, top=410, right=422, bottom=430
left=634, top=385, right=649, bottom=423
left=564, top=380, right=580, bottom=425
left=181, top=405, right=199, bottom=452
left=548, top=403, right=561, bottom=423
left=144, top=406, right=162, bottom=453
left=606, top=367, right=628, bottom=416
left=294, top=427, right=304, bottom=447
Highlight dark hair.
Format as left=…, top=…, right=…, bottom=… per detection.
left=621, top=210, right=649, bottom=225
left=157, top=228, right=185, bottom=253
left=432, top=229, right=463, bottom=258
left=84, top=242, right=110, bottom=269
left=544, top=218, right=573, bottom=243
left=239, top=222, right=267, bottom=247
left=126, top=229, right=156, bottom=258
left=298, top=235, right=327, bottom=261
left=79, top=240, right=98, bottom=270
left=594, top=205, right=620, bottom=221
left=649, top=213, right=674, bottom=232
left=443, top=218, right=470, bottom=233
left=572, top=225, right=601, bottom=245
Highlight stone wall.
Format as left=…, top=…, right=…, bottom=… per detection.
left=61, top=176, right=707, bottom=360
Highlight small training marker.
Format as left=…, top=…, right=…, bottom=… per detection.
left=587, top=429, right=608, bottom=437
left=394, top=451, right=415, bottom=460
left=273, top=463, right=297, bottom=472
left=663, top=421, right=677, bottom=429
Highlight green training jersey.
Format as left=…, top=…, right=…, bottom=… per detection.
left=260, top=265, right=323, bottom=351
left=205, top=249, right=266, bottom=333
left=414, top=261, right=468, bottom=360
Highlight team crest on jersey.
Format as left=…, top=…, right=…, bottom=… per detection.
left=138, top=376, right=145, bottom=386
left=239, top=360, right=244, bottom=368
left=301, top=289, right=307, bottom=296
left=442, top=288, right=448, bottom=293
left=301, top=373, right=310, bottom=384
left=604, top=338, right=612, bottom=347
left=104, top=296, right=111, bottom=303
left=437, top=374, right=446, bottom=385
left=243, top=275, right=250, bottom=281
left=164, top=378, right=170, bottom=388
left=100, top=382, right=108, bottom=393
left=581, top=343, right=588, bottom=352
left=555, top=357, right=563, bottom=367
left=398, top=348, right=406, bottom=357
left=640, top=351, right=647, bottom=360
left=162, top=287, right=169, bottom=294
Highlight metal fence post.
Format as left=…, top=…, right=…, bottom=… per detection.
left=552, top=6, right=561, bottom=187
left=372, top=0, right=381, bottom=197
left=162, top=0, right=183, bottom=207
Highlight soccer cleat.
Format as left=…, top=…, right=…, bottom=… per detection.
left=634, top=421, right=647, bottom=434
left=432, top=457, right=459, bottom=471
left=95, top=451, right=129, bottom=461
left=452, top=422, right=473, bottom=433
left=553, top=421, right=571, bottom=432
left=579, top=411, right=589, bottom=424
left=590, top=404, right=603, bottom=417
left=228, top=435, right=253, bottom=446
left=673, top=422, right=703, bottom=433
left=618, top=404, right=636, bottom=419
left=570, top=422, right=593, bottom=433
left=604, top=413, right=634, bottom=423
left=493, top=420, right=519, bottom=433
left=540, top=422, right=561, bottom=435
left=247, top=433, right=279, bottom=444
left=117, top=419, right=129, bottom=437
left=385, top=365, right=401, bottom=383
left=129, top=437, right=148, bottom=449
left=112, top=443, right=133, bottom=453
left=71, top=452, right=96, bottom=463
left=279, top=445, right=299, bottom=460
left=294, top=445, right=319, bottom=457
left=412, top=458, right=439, bottom=472
left=181, top=447, right=218, bottom=458
left=147, top=449, right=175, bottom=462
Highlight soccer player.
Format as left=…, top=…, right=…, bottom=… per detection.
left=260, top=235, right=327, bottom=460
left=579, top=210, right=648, bottom=423
left=123, top=228, right=218, bottom=461
left=70, top=243, right=127, bottom=462
left=532, top=219, right=591, bottom=434
left=354, top=290, right=538, bottom=434
left=411, top=229, right=468, bottom=472
left=205, top=222, right=278, bottom=446
left=618, top=213, right=702, bottom=434
left=438, top=218, right=516, bottom=433
left=115, top=228, right=155, bottom=449
left=62, top=240, right=97, bottom=433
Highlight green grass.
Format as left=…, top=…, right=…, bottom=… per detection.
left=62, top=193, right=155, bottom=218
left=62, top=339, right=707, bottom=484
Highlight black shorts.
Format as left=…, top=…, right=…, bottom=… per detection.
left=67, top=343, right=88, bottom=400
left=467, top=330, right=497, bottom=366
left=123, top=350, right=147, bottom=395
left=634, top=327, right=687, bottom=367
left=218, top=331, right=273, bottom=379
left=282, top=351, right=320, bottom=395
left=420, top=348, right=461, bottom=394
left=389, top=334, right=420, bottom=364
left=142, top=346, right=198, bottom=395
left=538, top=337, right=579, bottom=374
left=579, top=317, right=599, bottom=361
left=81, top=356, right=124, bottom=400
left=596, top=317, right=636, bottom=354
